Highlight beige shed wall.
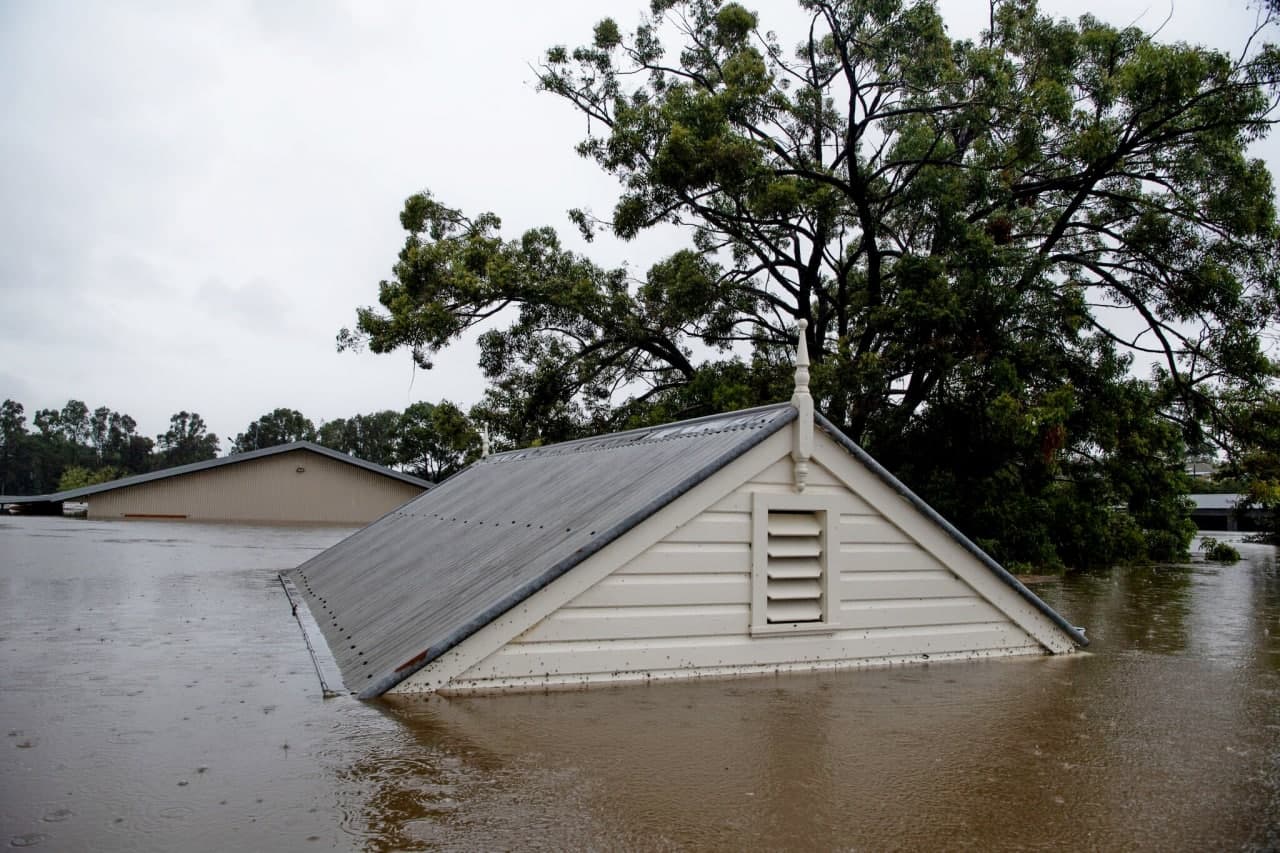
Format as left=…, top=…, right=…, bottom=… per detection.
left=86, top=449, right=423, bottom=523
left=448, top=440, right=1045, bottom=692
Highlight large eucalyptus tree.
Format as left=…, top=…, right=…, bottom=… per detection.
left=343, top=0, right=1280, bottom=567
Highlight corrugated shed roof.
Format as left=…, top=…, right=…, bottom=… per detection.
left=1189, top=493, right=1241, bottom=511
left=0, top=441, right=430, bottom=504
left=283, top=404, right=796, bottom=698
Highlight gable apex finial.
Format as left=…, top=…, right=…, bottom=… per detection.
left=791, top=319, right=813, bottom=492
left=793, top=318, right=810, bottom=394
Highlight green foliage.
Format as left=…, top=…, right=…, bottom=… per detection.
left=1, top=399, right=156, bottom=494
left=315, top=401, right=484, bottom=476
left=1199, top=536, right=1242, bottom=563
left=316, top=410, right=400, bottom=468
left=1216, top=386, right=1280, bottom=542
left=156, top=411, right=220, bottom=468
left=232, top=408, right=317, bottom=454
left=398, top=400, right=481, bottom=480
left=0, top=399, right=30, bottom=494
left=57, top=465, right=122, bottom=492
left=343, top=0, right=1280, bottom=569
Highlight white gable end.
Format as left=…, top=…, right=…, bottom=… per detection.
left=430, top=425, right=1054, bottom=694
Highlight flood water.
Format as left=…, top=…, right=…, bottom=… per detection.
left=1, top=516, right=1276, bottom=851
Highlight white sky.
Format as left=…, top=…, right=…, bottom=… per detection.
left=1, top=0, right=1273, bottom=448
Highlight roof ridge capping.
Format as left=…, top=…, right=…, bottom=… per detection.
left=481, top=403, right=794, bottom=464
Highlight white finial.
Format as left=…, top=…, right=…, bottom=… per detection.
left=791, top=319, right=813, bottom=492
left=480, top=427, right=491, bottom=459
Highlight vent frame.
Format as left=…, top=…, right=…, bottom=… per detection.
left=750, top=492, right=839, bottom=636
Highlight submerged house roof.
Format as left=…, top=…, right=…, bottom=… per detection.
left=285, top=395, right=1087, bottom=698
left=286, top=405, right=800, bottom=696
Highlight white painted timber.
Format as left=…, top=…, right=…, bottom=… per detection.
left=422, top=442, right=1058, bottom=693
left=750, top=457, right=844, bottom=488
left=618, top=542, right=749, bottom=575
left=838, top=514, right=914, bottom=544
left=837, top=543, right=948, bottom=573
left=570, top=574, right=751, bottom=608
left=710, top=484, right=871, bottom=513
left=840, top=569, right=975, bottom=600
left=518, top=605, right=750, bottom=643
left=446, top=624, right=1041, bottom=692
left=441, top=645, right=1040, bottom=693
left=664, top=511, right=750, bottom=543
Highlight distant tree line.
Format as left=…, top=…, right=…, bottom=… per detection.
left=0, top=400, right=222, bottom=495
left=0, top=397, right=483, bottom=496
left=230, top=401, right=480, bottom=482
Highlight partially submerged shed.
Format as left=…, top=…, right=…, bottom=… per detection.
left=284, top=326, right=1086, bottom=697
left=2, top=442, right=429, bottom=524
left=1189, top=493, right=1266, bottom=532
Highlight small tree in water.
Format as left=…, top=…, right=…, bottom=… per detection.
left=1199, top=537, right=1242, bottom=563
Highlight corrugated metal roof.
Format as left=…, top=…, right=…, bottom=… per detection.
left=0, top=441, right=431, bottom=505
left=1189, top=493, right=1241, bottom=511
left=283, top=404, right=796, bottom=698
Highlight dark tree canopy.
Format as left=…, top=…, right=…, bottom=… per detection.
left=341, top=0, right=1280, bottom=569
left=232, top=408, right=317, bottom=454
left=1, top=399, right=156, bottom=494
left=0, top=399, right=29, bottom=494
left=1219, top=387, right=1280, bottom=541
left=316, top=410, right=402, bottom=468
left=157, top=411, right=220, bottom=468
left=399, top=400, right=481, bottom=481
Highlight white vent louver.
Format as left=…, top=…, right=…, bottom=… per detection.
left=765, top=510, right=824, bottom=623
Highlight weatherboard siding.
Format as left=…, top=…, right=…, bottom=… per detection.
left=87, top=449, right=422, bottom=523
left=448, top=456, right=1041, bottom=691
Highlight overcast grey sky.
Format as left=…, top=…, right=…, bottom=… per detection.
left=1, top=0, right=1272, bottom=449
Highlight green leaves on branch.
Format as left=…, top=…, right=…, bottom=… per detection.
left=232, top=408, right=316, bottom=454
left=157, top=412, right=220, bottom=467
left=344, top=0, right=1280, bottom=568
left=340, top=189, right=752, bottom=445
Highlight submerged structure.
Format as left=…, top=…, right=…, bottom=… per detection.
left=283, top=324, right=1086, bottom=698
left=1, top=441, right=430, bottom=524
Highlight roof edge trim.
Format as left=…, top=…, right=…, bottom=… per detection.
left=358, top=405, right=799, bottom=698
left=814, top=412, right=1088, bottom=649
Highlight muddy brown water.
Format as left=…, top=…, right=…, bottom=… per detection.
left=0, top=517, right=1276, bottom=851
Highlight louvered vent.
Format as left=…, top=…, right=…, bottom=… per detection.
left=765, top=510, right=824, bottom=623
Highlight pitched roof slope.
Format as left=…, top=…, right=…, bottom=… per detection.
left=283, top=404, right=796, bottom=697
left=1, top=441, right=430, bottom=504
